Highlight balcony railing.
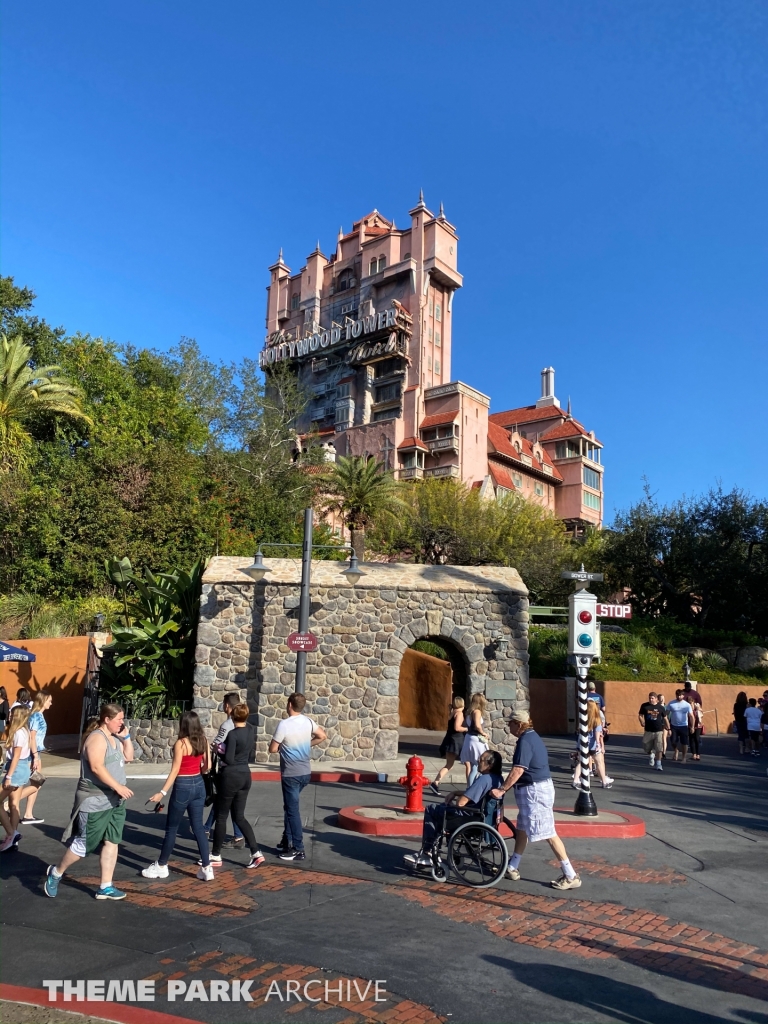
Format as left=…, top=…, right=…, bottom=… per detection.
left=424, top=465, right=460, bottom=479
left=427, top=437, right=459, bottom=453
left=398, top=467, right=424, bottom=480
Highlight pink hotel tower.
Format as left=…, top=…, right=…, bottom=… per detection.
left=261, top=194, right=604, bottom=533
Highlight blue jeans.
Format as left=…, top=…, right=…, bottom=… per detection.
left=205, top=802, right=243, bottom=839
left=159, top=775, right=210, bottom=867
left=281, top=774, right=310, bottom=852
left=421, top=803, right=475, bottom=851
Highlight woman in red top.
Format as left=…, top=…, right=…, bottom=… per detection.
left=142, top=712, right=213, bottom=880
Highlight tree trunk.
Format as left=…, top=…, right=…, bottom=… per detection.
left=350, top=528, right=365, bottom=562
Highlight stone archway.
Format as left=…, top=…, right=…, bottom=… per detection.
left=397, top=635, right=469, bottom=755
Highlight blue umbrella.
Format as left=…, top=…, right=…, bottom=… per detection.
left=0, top=642, right=36, bottom=662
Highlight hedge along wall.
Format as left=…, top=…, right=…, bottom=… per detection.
left=193, top=557, right=530, bottom=764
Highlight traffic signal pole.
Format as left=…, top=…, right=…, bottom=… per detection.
left=562, top=565, right=603, bottom=817
left=295, top=507, right=314, bottom=695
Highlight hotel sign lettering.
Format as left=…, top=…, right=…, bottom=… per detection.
left=260, top=308, right=399, bottom=368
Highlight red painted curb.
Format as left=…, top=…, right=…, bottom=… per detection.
left=336, top=805, right=646, bottom=838
left=0, top=984, right=201, bottom=1024
left=251, top=770, right=384, bottom=783
left=551, top=809, right=646, bottom=838
left=337, top=805, right=424, bottom=835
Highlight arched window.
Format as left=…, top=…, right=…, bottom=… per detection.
left=338, top=272, right=356, bottom=291
left=369, top=258, right=378, bottom=276
left=290, top=293, right=299, bottom=310
left=378, top=255, right=387, bottom=272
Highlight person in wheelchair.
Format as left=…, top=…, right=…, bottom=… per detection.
left=404, top=750, right=504, bottom=868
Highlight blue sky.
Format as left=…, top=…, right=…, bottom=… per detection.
left=2, top=1, right=766, bottom=519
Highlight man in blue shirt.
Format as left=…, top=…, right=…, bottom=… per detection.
left=404, top=750, right=504, bottom=868
left=491, top=710, right=582, bottom=891
left=667, top=689, right=695, bottom=763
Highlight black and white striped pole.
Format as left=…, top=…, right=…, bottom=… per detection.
left=562, top=565, right=603, bottom=817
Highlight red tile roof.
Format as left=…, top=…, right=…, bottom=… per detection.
left=540, top=419, right=601, bottom=445
left=487, top=423, right=563, bottom=482
left=489, top=405, right=565, bottom=426
left=420, top=412, right=458, bottom=429
left=398, top=436, right=429, bottom=451
left=488, top=463, right=517, bottom=491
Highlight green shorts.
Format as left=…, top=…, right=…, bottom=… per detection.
left=83, top=805, right=126, bottom=855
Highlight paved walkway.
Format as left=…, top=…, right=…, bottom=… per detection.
left=2, top=734, right=767, bottom=1023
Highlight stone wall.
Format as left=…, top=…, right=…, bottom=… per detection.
left=127, top=718, right=179, bottom=762
left=193, top=558, right=530, bottom=764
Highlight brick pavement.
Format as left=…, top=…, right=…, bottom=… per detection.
left=147, top=948, right=445, bottom=1023
left=389, top=879, right=768, bottom=1001
left=76, top=864, right=363, bottom=918
left=546, top=855, right=687, bottom=884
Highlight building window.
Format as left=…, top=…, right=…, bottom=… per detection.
left=583, top=467, right=601, bottom=490
left=337, top=382, right=351, bottom=399
left=403, top=252, right=411, bottom=260
left=428, top=327, right=433, bottom=340
left=435, top=304, right=441, bottom=321
left=583, top=490, right=601, bottom=511
left=496, top=485, right=511, bottom=500
left=428, top=355, right=432, bottom=370
left=373, top=408, right=397, bottom=422
left=586, top=443, right=601, bottom=464
left=338, top=272, right=356, bottom=291
left=375, top=382, right=401, bottom=404
left=378, top=256, right=386, bottom=272
left=556, top=441, right=581, bottom=459
left=535, top=482, right=544, bottom=496
left=435, top=331, right=441, bottom=347
left=429, top=299, right=434, bottom=315
left=370, top=259, right=377, bottom=275
left=513, top=473, right=522, bottom=489
left=290, top=293, right=299, bottom=310
left=434, top=360, right=440, bottom=374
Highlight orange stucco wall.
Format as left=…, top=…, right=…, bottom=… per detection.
left=0, top=637, right=92, bottom=735
left=529, top=678, right=766, bottom=736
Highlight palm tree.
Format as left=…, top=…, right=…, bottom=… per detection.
left=321, top=455, right=404, bottom=561
left=0, top=333, right=91, bottom=470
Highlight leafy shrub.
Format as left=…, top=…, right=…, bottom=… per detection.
left=411, top=640, right=450, bottom=661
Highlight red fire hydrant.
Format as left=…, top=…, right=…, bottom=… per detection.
left=398, top=755, right=428, bottom=814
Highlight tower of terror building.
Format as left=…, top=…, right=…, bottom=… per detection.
left=261, top=194, right=604, bottom=533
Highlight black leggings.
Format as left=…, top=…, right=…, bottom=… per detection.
left=689, top=728, right=701, bottom=756
left=212, top=768, right=258, bottom=855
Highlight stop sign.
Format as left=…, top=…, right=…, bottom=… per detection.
left=287, top=631, right=319, bottom=652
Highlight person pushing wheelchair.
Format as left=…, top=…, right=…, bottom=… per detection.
left=404, top=750, right=504, bottom=868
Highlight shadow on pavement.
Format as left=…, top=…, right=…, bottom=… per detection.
left=484, top=956, right=756, bottom=1024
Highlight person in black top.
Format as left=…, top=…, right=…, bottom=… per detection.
left=0, top=688, right=9, bottom=732
left=209, top=704, right=264, bottom=870
left=637, top=693, right=668, bottom=771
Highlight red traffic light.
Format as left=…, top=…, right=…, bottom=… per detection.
left=578, top=610, right=593, bottom=624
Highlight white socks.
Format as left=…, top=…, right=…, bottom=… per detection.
left=560, top=858, right=577, bottom=880
left=508, top=853, right=522, bottom=871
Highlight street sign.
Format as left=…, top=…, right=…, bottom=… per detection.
left=561, top=569, right=604, bottom=582
left=597, top=603, right=632, bottom=619
left=287, top=631, right=319, bottom=653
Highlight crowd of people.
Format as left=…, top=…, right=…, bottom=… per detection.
left=637, top=681, right=705, bottom=768
left=0, top=686, right=52, bottom=852
left=733, top=690, right=768, bottom=755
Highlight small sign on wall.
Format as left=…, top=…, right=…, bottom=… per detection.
left=485, top=681, right=518, bottom=701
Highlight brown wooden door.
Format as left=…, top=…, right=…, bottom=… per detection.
left=398, top=648, right=453, bottom=731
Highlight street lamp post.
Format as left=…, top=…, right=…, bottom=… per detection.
left=240, top=507, right=365, bottom=694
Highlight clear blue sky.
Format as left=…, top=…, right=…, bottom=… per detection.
left=2, top=1, right=766, bottom=520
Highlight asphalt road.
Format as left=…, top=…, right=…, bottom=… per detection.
left=2, top=734, right=767, bottom=1024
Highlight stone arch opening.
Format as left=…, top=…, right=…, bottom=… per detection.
left=397, top=635, right=469, bottom=755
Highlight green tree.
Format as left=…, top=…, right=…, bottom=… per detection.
left=0, top=333, right=91, bottom=470
left=321, top=455, right=404, bottom=560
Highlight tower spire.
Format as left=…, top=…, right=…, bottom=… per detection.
left=439, top=201, right=445, bottom=219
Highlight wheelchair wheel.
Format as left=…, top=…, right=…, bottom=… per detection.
left=431, top=857, right=447, bottom=883
left=447, top=821, right=507, bottom=889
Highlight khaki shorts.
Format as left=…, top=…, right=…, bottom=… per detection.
left=642, top=731, right=665, bottom=755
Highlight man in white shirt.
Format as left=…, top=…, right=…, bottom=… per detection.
left=269, top=693, right=326, bottom=862
left=667, top=690, right=695, bottom=763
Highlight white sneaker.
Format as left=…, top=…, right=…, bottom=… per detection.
left=198, top=854, right=222, bottom=866
left=0, top=832, right=21, bottom=853
left=505, top=866, right=521, bottom=880
left=141, top=861, right=169, bottom=879
left=602, top=778, right=615, bottom=788
left=196, top=864, right=214, bottom=881
left=649, top=755, right=655, bottom=767
left=551, top=873, right=582, bottom=890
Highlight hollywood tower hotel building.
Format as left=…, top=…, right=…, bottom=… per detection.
left=261, top=195, right=604, bottom=532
